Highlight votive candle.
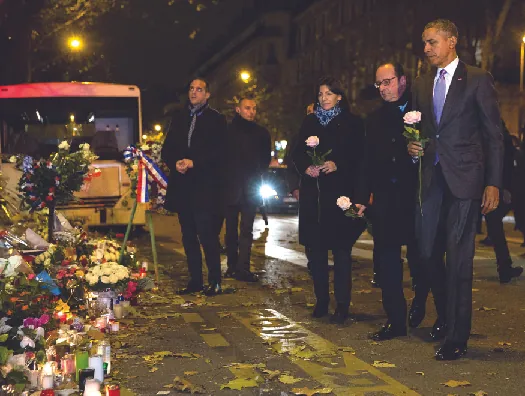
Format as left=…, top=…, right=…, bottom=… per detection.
left=75, top=349, right=89, bottom=382
left=42, top=374, right=54, bottom=389
left=89, top=354, right=104, bottom=383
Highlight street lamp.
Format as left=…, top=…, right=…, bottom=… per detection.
left=520, top=35, right=525, bottom=93
left=240, top=70, right=251, bottom=84
left=154, top=124, right=162, bottom=132
left=68, top=36, right=83, bottom=51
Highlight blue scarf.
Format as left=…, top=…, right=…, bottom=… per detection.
left=314, top=103, right=341, bottom=126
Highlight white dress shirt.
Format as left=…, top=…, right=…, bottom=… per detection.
left=433, top=56, right=459, bottom=99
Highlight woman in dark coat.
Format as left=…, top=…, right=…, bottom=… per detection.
left=292, top=77, right=367, bottom=324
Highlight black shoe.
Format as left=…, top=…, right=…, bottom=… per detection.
left=311, top=303, right=329, bottom=318
left=430, top=319, right=447, bottom=340
left=435, top=342, right=467, bottom=361
left=499, top=266, right=523, bottom=283
left=235, top=270, right=259, bottom=282
left=370, top=323, right=407, bottom=341
left=330, top=305, right=349, bottom=324
left=223, top=268, right=236, bottom=279
left=480, top=236, right=493, bottom=246
left=178, top=283, right=203, bottom=295
left=408, top=301, right=426, bottom=328
left=203, top=283, right=222, bottom=296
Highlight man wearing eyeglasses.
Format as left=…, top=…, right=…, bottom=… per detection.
left=364, top=63, right=433, bottom=341
left=162, top=78, right=228, bottom=297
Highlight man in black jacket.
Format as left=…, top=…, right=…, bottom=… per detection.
left=366, top=63, right=431, bottom=341
left=162, top=78, right=227, bottom=296
left=224, top=97, right=271, bottom=282
left=484, top=122, right=523, bottom=283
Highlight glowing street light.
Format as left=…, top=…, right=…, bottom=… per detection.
left=240, top=70, right=251, bottom=83
left=154, top=124, right=162, bottom=132
left=520, top=35, right=525, bottom=93
left=68, top=37, right=83, bottom=51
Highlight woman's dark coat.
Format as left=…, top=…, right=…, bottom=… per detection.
left=292, top=110, right=367, bottom=250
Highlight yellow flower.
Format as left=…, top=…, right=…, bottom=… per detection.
left=75, top=270, right=85, bottom=277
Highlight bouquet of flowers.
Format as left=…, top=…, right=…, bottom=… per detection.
left=32, top=244, right=65, bottom=275
left=84, top=262, right=130, bottom=292
left=402, top=111, right=428, bottom=212
left=305, top=136, right=332, bottom=166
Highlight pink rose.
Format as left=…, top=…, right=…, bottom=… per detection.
left=305, top=136, right=320, bottom=148
left=403, top=111, right=422, bottom=125
left=27, top=273, right=36, bottom=280
left=336, top=196, right=352, bottom=211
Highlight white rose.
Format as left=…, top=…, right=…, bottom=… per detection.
left=102, top=267, right=112, bottom=276
left=9, top=156, right=17, bottom=163
left=108, top=274, right=118, bottom=284
left=100, top=276, right=111, bottom=284
left=336, top=196, right=352, bottom=211
left=58, top=141, right=70, bottom=151
left=44, top=258, right=51, bottom=266
left=44, top=252, right=51, bottom=259
left=82, top=143, right=90, bottom=151
left=89, top=279, right=98, bottom=286
left=34, top=257, right=41, bottom=264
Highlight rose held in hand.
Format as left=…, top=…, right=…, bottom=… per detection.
left=305, top=136, right=319, bottom=148
left=337, top=196, right=352, bottom=211
left=403, top=111, right=421, bottom=125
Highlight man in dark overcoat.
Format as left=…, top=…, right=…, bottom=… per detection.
left=162, top=78, right=227, bottom=296
left=224, top=97, right=271, bottom=282
left=365, top=63, right=431, bottom=340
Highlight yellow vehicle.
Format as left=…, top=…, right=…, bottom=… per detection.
left=0, top=82, right=145, bottom=227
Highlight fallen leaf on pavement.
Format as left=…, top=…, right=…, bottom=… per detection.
left=149, top=367, right=159, bottom=373
left=306, top=303, right=315, bottom=307
left=290, top=287, right=304, bottom=292
left=497, top=342, right=511, bottom=346
left=477, top=306, right=497, bottom=311
left=184, top=371, right=198, bottom=376
left=217, top=312, right=232, bottom=318
left=442, top=380, right=471, bottom=388
left=469, top=391, right=488, bottom=396
left=372, top=360, right=396, bottom=368
left=355, top=289, right=372, bottom=294
left=172, top=376, right=205, bottom=393
left=337, top=347, right=355, bottom=353
left=279, top=374, right=303, bottom=384
left=416, top=372, right=425, bottom=376
left=261, top=369, right=281, bottom=380
left=291, top=387, right=333, bottom=396
left=220, top=378, right=260, bottom=390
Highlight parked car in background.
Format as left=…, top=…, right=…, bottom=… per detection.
left=260, top=165, right=298, bottom=214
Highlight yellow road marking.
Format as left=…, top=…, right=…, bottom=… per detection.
left=231, top=309, right=419, bottom=396
left=200, top=333, right=230, bottom=347
left=181, top=313, right=204, bottom=323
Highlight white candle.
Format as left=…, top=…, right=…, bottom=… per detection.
left=42, top=374, right=54, bottom=389
left=111, top=322, right=120, bottom=332
left=42, top=361, right=55, bottom=376
left=84, top=378, right=101, bottom=392
left=121, top=300, right=130, bottom=317
left=89, top=355, right=104, bottom=383
left=83, top=391, right=102, bottom=396
left=113, top=304, right=123, bottom=319
left=28, top=370, right=39, bottom=388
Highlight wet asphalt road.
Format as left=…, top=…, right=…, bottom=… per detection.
left=111, top=213, right=525, bottom=396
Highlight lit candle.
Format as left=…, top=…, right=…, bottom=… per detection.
left=42, top=374, right=54, bottom=389
left=89, top=354, right=104, bottom=383
left=28, top=370, right=39, bottom=389
left=57, top=311, right=67, bottom=324
left=42, top=361, right=55, bottom=376
left=111, top=322, right=120, bottom=332
left=84, top=391, right=101, bottom=396
left=61, top=354, right=76, bottom=375
left=95, top=317, right=106, bottom=329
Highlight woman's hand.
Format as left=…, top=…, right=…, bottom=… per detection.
left=305, top=166, right=320, bottom=178
left=319, top=161, right=337, bottom=174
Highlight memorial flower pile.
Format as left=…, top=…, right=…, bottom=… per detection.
left=84, top=262, right=130, bottom=291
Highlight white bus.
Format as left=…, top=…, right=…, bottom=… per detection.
left=0, top=82, right=145, bottom=227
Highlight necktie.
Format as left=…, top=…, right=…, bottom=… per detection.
left=433, top=69, right=447, bottom=164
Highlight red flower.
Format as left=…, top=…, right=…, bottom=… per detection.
left=39, top=202, right=46, bottom=208
left=49, top=187, right=56, bottom=193
left=46, top=196, right=54, bottom=202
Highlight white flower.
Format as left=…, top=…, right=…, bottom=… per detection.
left=0, top=318, right=12, bottom=334
left=108, top=274, right=118, bottom=284
left=403, top=111, right=422, bottom=125
left=44, top=252, right=51, bottom=259
left=80, top=143, right=90, bottom=151
left=102, top=267, right=112, bottom=276
left=44, top=258, right=51, bottom=267
left=34, top=257, right=41, bottom=264
left=336, top=196, right=352, bottom=211
left=305, top=136, right=320, bottom=148
left=100, top=276, right=111, bottom=284
left=35, top=327, right=45, bottom=339
left=20, top=336, right=35, bottom=349
left=141, top=144, right=150, bottom=151
left=89, top=279, right=98, bottom=286
left=8, top=156, right=17, bottom=163
left=58, top=140, right=70, bottom=151
left=4, top=256, right=23, bottom=277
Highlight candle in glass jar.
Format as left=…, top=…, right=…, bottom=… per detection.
left=75, top=349, right=89, bottom=382
left=110, top=321, right=120, bottom=332
left=89, top=354, right=104, bottom=383
left=105, top=384, right=120, bottom=396
left=61, top=354, right=76, bottom=375
left=95, top=317, right=106, bottom=329
left=42, top=374, right=54, bottom=389
left=84, top=378, right=101, bottom=392
left=28, top=370, right=39, bottom=388
left=42, top=361, right=55, bottom=376
left=84, top=392, right=102, bottom=396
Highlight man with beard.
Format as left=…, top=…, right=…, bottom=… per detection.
left=162, top=78, right=227, bottom=296
left=365, top=63, right=433, bottom=340
left=224, top=97, right=271, bottom=282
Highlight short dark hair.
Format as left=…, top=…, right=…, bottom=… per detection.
left=236, top=95, right=256, bottom=106
left=424, top=19, right=459, bottom=39
left=377, top=62, right=405, bottom=78
left=314, top=76, right=349, bottom=111
left=188, top=77, right=211, bottom=92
